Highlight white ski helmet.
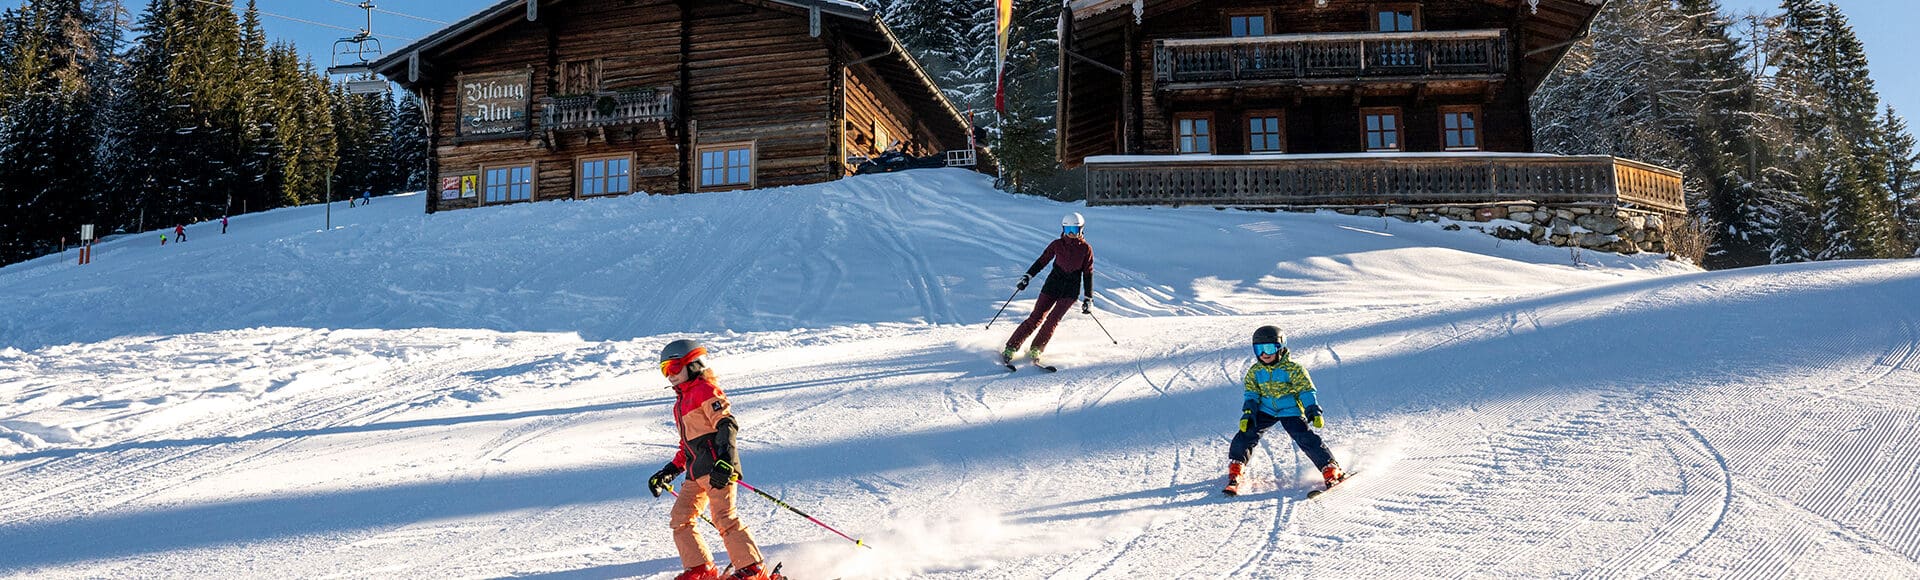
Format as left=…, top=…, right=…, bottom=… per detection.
left=1062, top=212, right=1086, bottom=227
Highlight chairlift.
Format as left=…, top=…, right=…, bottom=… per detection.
left=325, top=1, right=387, bottom=94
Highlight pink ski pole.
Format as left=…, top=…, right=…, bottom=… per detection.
left=734, top=479, right=872, bottom=549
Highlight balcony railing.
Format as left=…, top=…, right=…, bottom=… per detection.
left=1154, top=29, right=1508, bottom=87
left=541, top=87, right=674, bottom=130
left=1084, top=153, right=1686, bottom=215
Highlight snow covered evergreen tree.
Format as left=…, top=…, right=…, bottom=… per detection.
left=387, top=90, right=430, bottom=193
left=0, top=0, right=108, bottom=263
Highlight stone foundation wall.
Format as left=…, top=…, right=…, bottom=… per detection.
left=1327, top=204, right=1671, bottom=255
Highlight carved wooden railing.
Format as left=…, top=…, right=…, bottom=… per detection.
left=1084, top=154, right=1686, bottom=215
left=1154, top=29, right=1507, bottom=86
left=541, top=87, right=674, bottom=130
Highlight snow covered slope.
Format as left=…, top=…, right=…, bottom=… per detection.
left=3, top=170, right=1916, bottom=579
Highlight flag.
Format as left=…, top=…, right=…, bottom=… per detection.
left=995, top=0, right=1015, bottom=113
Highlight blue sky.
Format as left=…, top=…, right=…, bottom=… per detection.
left=12, top=0, right=1920, bottom=126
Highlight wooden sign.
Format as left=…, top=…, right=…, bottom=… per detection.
left=458, top=69, right=531, bottom=137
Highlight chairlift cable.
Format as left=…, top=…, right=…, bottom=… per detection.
left=184, top=0, right=418, bottom=42
left=323, top=0, right=450, bottom=26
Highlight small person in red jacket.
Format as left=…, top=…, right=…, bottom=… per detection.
left=1001, top=212, right=1096, bottom=367
left=647, top=340, right=772, bottom=580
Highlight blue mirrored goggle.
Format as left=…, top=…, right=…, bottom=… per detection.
left=1254, top=343, right=1283, bottom=356
left=1063, top=225, right=1083, bottom=235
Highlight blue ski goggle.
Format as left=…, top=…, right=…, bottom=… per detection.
left=1063, top=225, right=1083, bottom=235
left=1254, top=343, right=1284, bottom=356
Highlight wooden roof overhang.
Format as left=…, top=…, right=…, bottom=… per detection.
left=372, top=0, right=984, bottom=160
left=1058, top=0, right=1607, bottom=166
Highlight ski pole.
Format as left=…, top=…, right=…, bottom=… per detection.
left=985, top=285, right=1022, bottom=329
left=1086, top=309, right=1119, bottom=345
left=734, top=479, right=873, bottom=549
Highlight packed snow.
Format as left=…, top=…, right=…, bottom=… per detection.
left=2, top=169, right=1917, bottom=578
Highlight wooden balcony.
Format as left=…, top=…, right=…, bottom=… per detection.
left=541, top=87, right=674, bottom=130
left=1153, top=30, right=1508, bottom=91
left=1084, top=153, right=1686, bottom=215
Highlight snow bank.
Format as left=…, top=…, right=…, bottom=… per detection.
left=0, top=169, right=1685, bottom=351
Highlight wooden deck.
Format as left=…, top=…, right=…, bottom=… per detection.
left=1085, top=154, right=1687, bottom=215
left=1154, top=29, right=1508, bottom=89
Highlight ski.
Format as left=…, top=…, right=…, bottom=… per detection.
left=1304, top=471, right=1358, bottom=500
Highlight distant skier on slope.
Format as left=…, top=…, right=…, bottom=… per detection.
left=1000, top=212, right=1095, bottom=369
left=645, top=339, right=776, bottom=580
left=173, top=224, right=187, bottom=243
left=1225, top=325, right=1345, bottom=496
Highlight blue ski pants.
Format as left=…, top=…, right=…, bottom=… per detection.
left=1230, top=413, right=1336, bottom=469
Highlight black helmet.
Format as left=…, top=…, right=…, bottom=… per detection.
left=659, top=338, right=704, bottom=363
left=1252, top=325, right=1284, bottom=346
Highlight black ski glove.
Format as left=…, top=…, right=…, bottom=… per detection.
left=711, top=459, right=738, bottom=488
left=1306, top=404, right=1325, bottom=429
left=648, top=462, right=683, bottom=497
left=1016, top=274, right=1030, bottom=292
left=1081, top=298, right=1092, bottom=314
left=710, top=417, right=740, bottom=488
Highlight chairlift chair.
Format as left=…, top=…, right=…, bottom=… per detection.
left=325, top=1, right=387, bottom=94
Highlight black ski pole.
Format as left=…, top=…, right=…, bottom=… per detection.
left=985, top=285, right=1022, bottom=329
left=735, top=479, right=872, bottom=549
left=1086, top=309, right=1119, bottom=345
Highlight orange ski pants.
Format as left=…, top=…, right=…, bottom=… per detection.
left=669, top=476, right=764, bottom=570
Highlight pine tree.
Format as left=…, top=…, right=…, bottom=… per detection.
left=387, top=90, right=430, bottom=192
left=0, top=0, right=106, bottom=263
left=1882, top=107, right=1920, bottom=253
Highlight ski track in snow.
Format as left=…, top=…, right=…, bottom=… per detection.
left=2, top=171, right=1918, bottom=578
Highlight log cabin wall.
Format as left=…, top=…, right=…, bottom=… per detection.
left=685, top=1, right=833, bottom=191
left=417, top=0, right=876, bottom=211
left=1131, top=0, right=1533, bottom=157
left=842, top=58, right=942, bottom=169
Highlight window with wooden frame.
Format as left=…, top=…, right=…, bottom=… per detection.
left=482, top=163, right=534, bottom=204
left=698, top=142, right=755, bottom=190
left=874, top=120, right=892, bottom=153
left=1226, top=9, right=1270, bottom=37
left=1361, top=108, right=1403, bottom=152
left=578, top=154, right=632, bottom=197
left=1372, top=5, right=1420, bottom=32
left=1440, top=106, right=1481, bottom=151
left=1176, top=113, right=1214, bottom=154
left=1246, top=111, right=1285, bottom=153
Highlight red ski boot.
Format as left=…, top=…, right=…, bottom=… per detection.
left=729, top=562, right=773, bottom=580
left=675, top=564, right=721, bottom=580
left=1321, top=463, right=1348, bottom=486
left=1223, top=462, right=1244, bottom=496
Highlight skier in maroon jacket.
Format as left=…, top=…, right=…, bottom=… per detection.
left=1001, top=212, right=1094, bottom=368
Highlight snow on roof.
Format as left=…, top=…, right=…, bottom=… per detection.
left=1069, top=0, right=1606, bottom=20
left=1085, top=152, right=1610, bottom=163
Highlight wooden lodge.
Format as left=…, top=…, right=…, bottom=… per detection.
left=1058, top=0, right=1687, bottom=218
left=369, top=0, right=987, bottom=213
